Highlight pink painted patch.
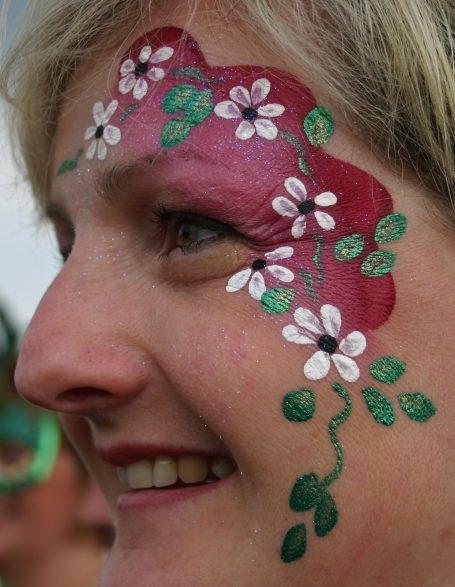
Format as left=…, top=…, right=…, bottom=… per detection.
left=112, top=27, right=395, bottom=332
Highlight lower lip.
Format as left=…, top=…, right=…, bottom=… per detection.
left=117, top=474, right=235, bottom=511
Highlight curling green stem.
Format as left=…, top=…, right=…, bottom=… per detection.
left=277, top=129, right=311, bottom=175
left=312, top=234, right=324, bottom=284
left=320, top=382, right=352, bottom=490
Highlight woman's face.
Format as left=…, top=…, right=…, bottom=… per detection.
left=15, top=3, right=455, bottom=586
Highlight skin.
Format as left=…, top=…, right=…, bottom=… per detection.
left=0, top=447, right=107, bottom=587
left=15, top=2, right=455, bottom=586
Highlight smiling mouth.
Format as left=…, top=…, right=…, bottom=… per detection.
left=117, top=454, right=237, bottom=490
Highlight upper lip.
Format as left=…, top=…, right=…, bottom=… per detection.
left=96, top=443, right=231, bottom=467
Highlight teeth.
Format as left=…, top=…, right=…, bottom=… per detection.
left=154, top=456, right=178, bottom=488
left=126, top=460, right=154, bottom=489
left=177, top=455, right=209, bottom=484
left=118, top=455, right=236, bottom=490
left=210, top=457, right=237, bottom=480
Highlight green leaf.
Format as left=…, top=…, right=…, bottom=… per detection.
left=282, top=388, right=315, bottom=422
left=261, top=288, right=295, bottom=314
left=360, top=250, right=396, bottom=277
left=185, top=88, right=213, bottom=125
left=375, top=213, right=407, bottom=243
left=369, top=356, right=406, bottom=384
left=334, top=234, right=365, bottom=261
left=56, top=147, right=84, bottom=176
left=162, top=85, right=196, bottom=113
left=290, top=473, right=320, bottom=512
left=314, top=491, right=338, bottom=537
left=303, top=107, right=334, bottom=147
left=169, top=66, right=220, bottom=83
left=281, top=524, right=307, bottom=563
left=299, top=271, right=318, bottom=302
left=160, top=119, right=193, bottom=148
left=398, top=392, right=437, bottom=422
left=362, top=387, right=395, bottom=426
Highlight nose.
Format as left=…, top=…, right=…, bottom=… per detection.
left=15, top=260, right=151, bottom=416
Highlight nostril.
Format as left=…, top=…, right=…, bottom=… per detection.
left=57, top=387, right=114, bottom=409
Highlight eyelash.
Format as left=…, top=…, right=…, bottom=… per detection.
left=154, top=204, right=241, bottom=258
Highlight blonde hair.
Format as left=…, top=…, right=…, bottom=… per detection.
left=1, top=0, right=455, bottom=223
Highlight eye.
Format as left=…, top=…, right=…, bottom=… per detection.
left=157, top=209, right=241, bottom=258
left=175, top=219, right=227, bottom=253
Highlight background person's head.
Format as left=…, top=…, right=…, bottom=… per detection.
left=2, top=2, right=455, bottom=586
left=0, top=305, right=113, bottom=587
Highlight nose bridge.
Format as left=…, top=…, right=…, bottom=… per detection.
left=15, top=257, right=150, bottom=413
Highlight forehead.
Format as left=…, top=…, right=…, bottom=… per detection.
left=54, top=27, right=323, bottom=196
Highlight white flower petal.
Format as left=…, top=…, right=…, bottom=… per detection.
left=249, top=271, right=266, bottom=300
left=304, top=350, right=331, bottom=380
left=284, top=177, right=307, bottom=202
left=282, top=325, right=316, bottom=345
left=331, top=354, right=360, bottom=382
left=254, top=118, right=278, bottom=140
left=272, top=197, right=298, bottom=218
left=214, top=101, right=242, bottom=119
left=226, top=268, right=251, bottom=292
left=92, top=102, right=105, bottom=126
left=84, top=126, right=96, bottom=140
left=251, top=78, right=271, bottom=104
left=150, top=46, right=174, bottom=63
left=103, top=125, right=121, bottom=146
left=321, top=304, right=341, bottom=338
left=139, top=45, right=152, bottom=62
left=97, top=139, right=107, bottom=160
left=120, top=58, right=135, bottom=76
left=229, top=85, right=251, bottom=108
left=119, top=73, right=136, bottom=95
left=102, top=100, right=118, bottom=124
left=267, top=265, right=294, bottom=283
left=291, top=215, right=307, bottom=239
left=86, top=140, right=97, bottom=160
left=294, top=307, right=323, bottom=335
left=147, top=67, right=165, bottom=82
left=314, top=191, right=337, bottom=207
left=257, top=103, right=285, bottom=117
left=236, top=121, right=256, bottom=140
left=339, top=331, right=366, bottom=357
left=315, top=211, right=336, bottom=230
left=265, top=246, right=294, bottom=261
left=133, top=78, right=148, bottom=100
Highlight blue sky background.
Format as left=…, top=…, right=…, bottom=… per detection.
left=0, top=0, right=58, bottom=331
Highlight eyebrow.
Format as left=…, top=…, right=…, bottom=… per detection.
left=47, top=146, right=222, bottom=219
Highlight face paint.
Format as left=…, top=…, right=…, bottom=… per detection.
left=54, top=27, right=437, bottom=564
left=0, top=402, right=60, bottom=494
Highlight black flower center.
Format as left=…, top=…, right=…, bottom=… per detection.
left=317, top=334, right=338, bottom=354
left=95, top=125, right=104, bottom=139
left=241, top=107, right=258, bottom=121
left=252, top=258, right=267, bottom=270
left=134, top=62, right=149, bottom=76
left=298, top=200, right=316, bottom=215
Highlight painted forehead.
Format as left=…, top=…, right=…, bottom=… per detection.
left=59, top=26, right=396, bottom=331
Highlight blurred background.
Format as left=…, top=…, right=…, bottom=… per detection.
left=0, top=0, right=58, bottom=333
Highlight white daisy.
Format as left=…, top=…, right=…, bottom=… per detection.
left=282, top=304, right=366, bottom=382
left=84, top=100, right=121, bottom=160
left=272, top=177, right=337, bottom=239
left=118, top=45, right=174, bottom=100
left=226, top=246, right=294, bottom=300
left=214, top=78, right=285, bottom=141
